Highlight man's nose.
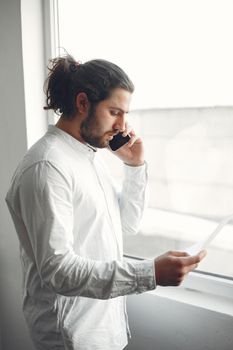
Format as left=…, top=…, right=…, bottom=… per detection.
left=114, top=114, right=126, bottom=132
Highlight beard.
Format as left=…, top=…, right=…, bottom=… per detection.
left=80, top=105, right=110, bottom=148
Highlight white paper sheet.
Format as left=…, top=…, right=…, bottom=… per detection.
left=185, top=214, right=233, bottom=256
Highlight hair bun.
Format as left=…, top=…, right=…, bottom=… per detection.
left=69, top=63, right=78, bottom=73
left=69, top=61, right=82, bottom=73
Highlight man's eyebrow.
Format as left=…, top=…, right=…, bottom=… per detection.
left=109, top=106, right=129, bottom=114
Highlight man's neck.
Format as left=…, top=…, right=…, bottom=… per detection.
left=56, top=116, right=85, bottom=144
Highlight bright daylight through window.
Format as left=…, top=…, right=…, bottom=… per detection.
left=56, top=0, right=233, bottom=279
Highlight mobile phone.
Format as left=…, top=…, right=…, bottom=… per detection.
left=109, top=132, right=131, bottom=151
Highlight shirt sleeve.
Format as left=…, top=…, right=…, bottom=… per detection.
left=119, top=162, right=148, bottom=236
left=16, top=160, right=155, bottom=299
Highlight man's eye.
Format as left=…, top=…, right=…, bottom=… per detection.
left=110, top=110, right=119, bottom=116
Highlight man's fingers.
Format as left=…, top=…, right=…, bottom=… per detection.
left=183, top=249, right=207, bottom=265
left=121, top=124, right=141, bottom=147
left=169, top=251, right=189, bottom=258
left=122, top=123, right=133, bottom=137
left=127, top=135, right=141, bottom=147
left=184, top=263, right=199, bottom=274
left=154, top=250, right=207, bottom=287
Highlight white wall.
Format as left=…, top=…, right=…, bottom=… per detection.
left=0, top=0, right=46, bottom=349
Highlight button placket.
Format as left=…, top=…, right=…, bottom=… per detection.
left=91, top=159, right=121, bottom=258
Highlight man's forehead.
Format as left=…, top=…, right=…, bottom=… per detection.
left=107, top=88, right=132, bottom=111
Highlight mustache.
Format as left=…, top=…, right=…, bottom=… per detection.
left=108, top=130, right=120, bottom=136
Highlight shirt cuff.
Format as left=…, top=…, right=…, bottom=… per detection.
left=123, top=161, right=148, bottom=183
left=133, top=259, right=156, bottom=293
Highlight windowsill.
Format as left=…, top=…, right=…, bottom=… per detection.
left=152, top=271, right=233, bottom=317
left=125, top=256, right=233, bottom=317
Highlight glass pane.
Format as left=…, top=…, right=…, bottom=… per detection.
left=58, top=0, right=233, bottom=109
left=102, top=108, right=233, bottom=279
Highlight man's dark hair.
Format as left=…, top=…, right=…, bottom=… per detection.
left=44, top=54, right=134, bottom=119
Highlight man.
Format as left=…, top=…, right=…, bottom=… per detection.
left=6, top=55, right=206, bottom=350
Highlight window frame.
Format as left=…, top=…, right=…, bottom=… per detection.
left=43, top=0, right=60, bottom=125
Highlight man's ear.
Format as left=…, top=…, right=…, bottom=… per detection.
left=75, top=92, right=89, bottom=114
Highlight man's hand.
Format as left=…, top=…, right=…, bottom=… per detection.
left=110, top=124, right=145, bottom=166
left=154, top=250, right=207, bottom=286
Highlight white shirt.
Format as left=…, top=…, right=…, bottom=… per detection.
left=6, top=125, right=156, bottom=350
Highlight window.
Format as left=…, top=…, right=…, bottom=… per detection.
left=57, top=0, right=233, bottom=109
left=53, top=0, right=233, bottom=280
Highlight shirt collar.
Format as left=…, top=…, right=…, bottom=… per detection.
left=47, top=125, right=97, bottom=159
